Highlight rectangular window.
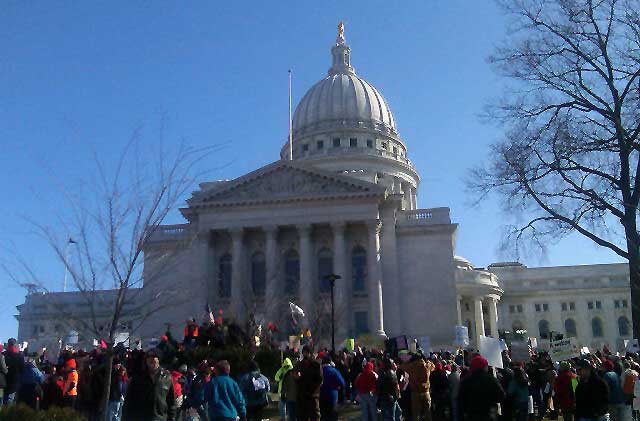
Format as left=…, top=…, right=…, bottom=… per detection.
left=350, top=138, right=357, bottom=147
left=623, top=300, right=628, bottom=308
left=332, top=138, right=341, bottom=147
left=382, top=142, right=388, bottom=150
left=543, top=303, right=549, bottom=312
left=317, top=140, right=324, bottom=149
left=39, top=325, right=45, bottom=333
left=596, top=300, right=602, bottom=309
left=354, top=311, right=369, bottom=336
left=366, top=139, right=373, bottom=148
left=588, top=301, right=594, bottom=310
left=509, top=305, right=515, bottom=314
left=535, top=304, right=541, bottom=312
left=561, top=302, right=567, bottom=311
left=517, top=304, right=523, bottom=313
left=302, top=144, right=309, bottom=152
left=393, top=146, right=398, bottom=154
left=615, top=300, right=620, bottom=308
left=569, top=302, right=575, bottom=310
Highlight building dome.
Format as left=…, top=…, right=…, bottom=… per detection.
left=292, top=73, right=397, bottom=137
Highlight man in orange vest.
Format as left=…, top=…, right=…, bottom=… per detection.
left=63, top=358, right=79, bottom=409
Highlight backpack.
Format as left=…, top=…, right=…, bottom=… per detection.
left=244, top=373, right=269, bottom=406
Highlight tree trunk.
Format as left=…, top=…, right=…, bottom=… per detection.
left=101, top=345, right=114, bottom=421
left=624, top=211, right=640, bottom=341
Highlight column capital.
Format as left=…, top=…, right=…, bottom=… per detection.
left=330, top=221, right=347, bottom=232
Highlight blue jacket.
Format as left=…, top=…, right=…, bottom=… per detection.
left=320, top=365, right=345, bottom=406
left=20, top=363, right=44, bottom=386
left=205, top=373, right=246, bottom=419
left=603, top=371, right=626, bottom=405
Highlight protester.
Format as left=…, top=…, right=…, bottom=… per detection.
left=430, top=361, right=450, bottom=421
left=3, top=338, right=23, bottom=405
left=602, top=359, right=631, bottom=421
left=107, top=362, right=128, bottom=421
left=122, top=348, right=177, bottom=421
left=507, top=366, right=530, bottom=421
left=40, top=365, right=65, bottom=410
left=554, top=361, right=578, bottom=421
left=354, top=360, right=378, bottom=421
left=275, top=357, right=296, bottom=421
left=458, top=354, right=504, bottom=421
left=239, top=360, right=270, bottom=421
left=294, top=345, right=323, bottom=421
left=204, top=360, right=246, bottom=421
left=401, top=352, right=435, bottom=421
left=0, top=345, right=7, bottom=405
left=186, top=364, right=211, bottom=421
left=318, top=354, right=344, bottom=421
left=575, top=358, right=609, bottom=421
left=377, top=357, right=402, bottom=421
left=17, top=354, right=44, bottom=409
left=63, top=357, right=79, bottom=409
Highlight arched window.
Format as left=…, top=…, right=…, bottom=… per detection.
left=618, top=316, right=630, bottom=337
left=318, top=248, right=333, bottom=293
left=284, top=249, right=300, bottom=294
left=564, top=318, right=577, bottom=337
left=251, top=252, right=266, bottom=297
left=538, top=319, right=550, bottom=339
left=351, top=246, right=367, bottom=293
left=592, top=317, right=604, bottom=337
left=218, top=253, right=232, bottom=298
left=512, top=320, right=524, bottom=332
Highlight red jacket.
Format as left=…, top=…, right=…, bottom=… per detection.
left=171, top=371, right=183, bottom=397
left=554, top=370, right=576, bottom=411
left=355, top=362, right=377, bottom=395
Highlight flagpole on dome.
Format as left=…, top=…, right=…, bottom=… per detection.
left=288, top=69, right=293, bottom=161
left=63, top=237, right=77, bottom=292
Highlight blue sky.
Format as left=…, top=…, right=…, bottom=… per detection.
left=0, top=2, right=625, bottom=341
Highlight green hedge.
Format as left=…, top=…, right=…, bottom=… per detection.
left=186, top=345, right=282, bottom=380
left=0, top=404, right=84, bottom=421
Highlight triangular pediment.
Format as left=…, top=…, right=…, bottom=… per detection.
left=187, top=161, right=385, bottom=208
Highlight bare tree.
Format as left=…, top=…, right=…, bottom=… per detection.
left=469, top=0, right=640, bottom=337
left=8, top=124, right=214, bottom=419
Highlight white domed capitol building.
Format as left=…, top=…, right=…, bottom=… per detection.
left=16, top=26, right=634, bottom=352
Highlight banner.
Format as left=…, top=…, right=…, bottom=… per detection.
left=478, top=335, right=504, bottom=369
left=288, top=335, right=301, bottom=350
left=549, top=338, right=580, bottom=361
left=454, top=326, right=469, bottom=347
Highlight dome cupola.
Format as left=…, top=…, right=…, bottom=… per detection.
left=280, top=23, right=420, bottom=210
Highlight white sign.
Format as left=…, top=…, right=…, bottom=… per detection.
left=418, top=336, right=430, bottom=352
left=549, top=338, right=580, bottom=361
left=114, top=332, right=130, bottom=347
left=499, top=339, right=508, bottom=351
left=478, top=335, right=504, bottom=369
left=625, top=339, right=639, bottom=352
left=528, top=337, right=538, bottom=349
left=454, top=326, right=469, bottom=347
left=65, top=330, right=79, bottom=345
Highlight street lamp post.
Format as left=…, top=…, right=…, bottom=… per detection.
left=325, top=273, right=341, bottom=353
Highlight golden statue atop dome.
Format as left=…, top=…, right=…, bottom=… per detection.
left=337, top=21, right=345, bottom=42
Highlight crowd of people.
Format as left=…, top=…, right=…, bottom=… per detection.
left=2, top=319, right=640, bottom=421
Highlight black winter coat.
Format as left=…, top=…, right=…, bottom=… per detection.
left=3, top=350, right=24, bottom=394
left=458, top=370, right=505, bottom=421
left=122, top=368, right=176, bottom=421
left=575, top=372, right=609, bottom=418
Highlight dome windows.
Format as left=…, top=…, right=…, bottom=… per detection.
left=350, top=138, right=357, bottom=147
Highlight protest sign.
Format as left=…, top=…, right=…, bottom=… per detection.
left=419, top=336, right=430, bottom=352
left=478, top=335, right=504, bottom=369
left=65, top=330, right=79, bottom=345
left=395, top=335, right=408, bottom=351
left=288, top=335, right=301, bottom=349
left=510, top=341, right=530, bottom=362
left=499, top=339, right=508, bottom=351
left=528, top=337, right=538, bottom=349
left=625, top=339, right=639, bottom=353
left=549, top=338, right=580, bottom=361
left=114, top=332, right=130, bottom=347
left=408, top=338, right=417, bottom=353
left=454, top=326, right=469, bottom=347
left=345, top=338, right=355, bottom=352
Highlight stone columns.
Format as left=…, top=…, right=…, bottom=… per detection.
left=332, top=222, right=349, bottom=338
left=456, top=295, right=463, bottom=325
left=298, top=224, right=314, bottom=327
left=230, top=228, right=246, bottom=323
left=264, top=225, right=279, bottom=323
left=473, top=297, right=485, bottom=344
left=200, top=231, right=215, bottom=306
left=380, top=205, right=401, bottom=335
left=488, top=297, right=499, bottom=338
left=367, top=220, right=386, bottom=337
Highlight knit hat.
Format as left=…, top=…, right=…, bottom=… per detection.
left=470, top=355, right=488, bottom=372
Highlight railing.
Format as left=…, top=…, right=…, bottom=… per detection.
left=397, top=207, right=451, bottom=226
left=147, top=224, right=189, bottom=243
